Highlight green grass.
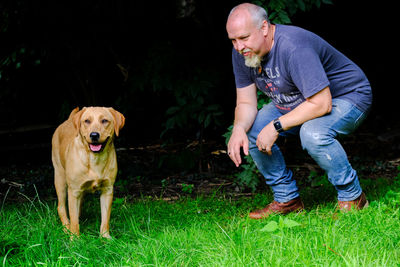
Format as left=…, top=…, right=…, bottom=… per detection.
left=1, top=179, right=400, bottom=266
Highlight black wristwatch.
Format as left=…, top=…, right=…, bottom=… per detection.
left=273, top=118, right=284, bottom=133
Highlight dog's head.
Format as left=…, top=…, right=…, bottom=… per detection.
left=72, top=107, right=125, bottom=153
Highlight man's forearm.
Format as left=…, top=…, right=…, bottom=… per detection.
left=233, top=103, right=258, bottom=132
left=279, top=87, right=332, bottom=131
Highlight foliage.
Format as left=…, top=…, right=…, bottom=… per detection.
left=260, top=216, right=301, bottom=232
left=115, top=37, right=226, bottom=143
left=161, top=69, right=224, bottom=141
left=253, top=0, right=333, bottom=24
left=256, top=90, right=271, bottom=109
left=234, top=155, right=260, bottom=192
left=222, top=125, right=234, bottom=145
left=181, top=183, right=195, bottom=194
left=0, top=48, right=40, bottom=81
left=225, top=0, right=333, bottom=191
left=0, top=43, right=42, bottom=125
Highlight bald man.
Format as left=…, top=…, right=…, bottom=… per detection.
left=226, top=3, right=372, bottom=219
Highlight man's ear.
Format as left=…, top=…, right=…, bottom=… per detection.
left=72, top=108, right=86, bottom=137
left=108, top=108, right=125, bottom=136
left=261, top=20, right=269, bottom=36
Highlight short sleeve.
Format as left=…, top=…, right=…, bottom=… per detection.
left=288, top=48, right=330, bottom=98
left=232, top=48, right=254, bottom=88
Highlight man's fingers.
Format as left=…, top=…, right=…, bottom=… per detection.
left=243, top=139, right=249, bottom=156
left=227, top=145, right=242, bottom=167
left=227, top=128, right=248, bottom=167
left=256, top=142, right=272, bottom=155
left=233, top=146, right=242, bottom=167
left=229, top=151, right=240, bottom=167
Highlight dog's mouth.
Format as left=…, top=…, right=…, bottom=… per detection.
left=89, top=137, right=109, bottom=153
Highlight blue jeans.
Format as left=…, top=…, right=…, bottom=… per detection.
left=248, top=99, right=368, bottom=202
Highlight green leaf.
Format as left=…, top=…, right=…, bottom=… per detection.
left=278, top=10, right=291, bottom=24
left=283, top=218, right=301, bottom=228
left=206, top=104, right=220, bottom=111
left=165, top=117, right=176, bottom=130
left=297, top=0, right=306, bottom=11
left=166, top=106, right=180, bottom=115
left=253, top=0, right=264, bottom=6
left=204, top=114, right=211, bottom=128
left=279, top=216, right=284, bottom=228
left=113, top=198, right=124, bottom=205
left=198, top=111, right=206, bottom=123
left=322, top=0, right=333, bottom=5
left=260, top=221, right=278, bottom=232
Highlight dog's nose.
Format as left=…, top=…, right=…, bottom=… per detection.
left=90, top=132, right=100, bottom=142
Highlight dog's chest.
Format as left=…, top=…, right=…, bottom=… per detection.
left=65, top=144, right=117, bottom=195
left=81, top=177, right=108, bottom=193
left=79, top=165, right=116, bottom=193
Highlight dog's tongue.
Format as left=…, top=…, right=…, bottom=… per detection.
left=90, top=144, right=102, bottom=152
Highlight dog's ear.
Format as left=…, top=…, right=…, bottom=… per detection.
left=72, top=108, right=86, bottom=136
left=68, top=107, right=80, bottom=119
left=108, top=108, right=125, bottom=136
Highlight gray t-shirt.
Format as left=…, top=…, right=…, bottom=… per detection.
left=232, top=24, right=372, bottom=114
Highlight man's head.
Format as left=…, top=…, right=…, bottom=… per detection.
left=226, top=3, right=272, bottom=68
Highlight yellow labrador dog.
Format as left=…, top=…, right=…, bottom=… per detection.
left=52, top=107, right=125, bottom=238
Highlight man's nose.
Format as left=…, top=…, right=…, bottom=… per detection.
left=235, top=40, right=245, bottom=52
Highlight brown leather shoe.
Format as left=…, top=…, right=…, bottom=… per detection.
left=337, top=192, right=369, bottom=212
left=249, top=197, right=304, bottom=219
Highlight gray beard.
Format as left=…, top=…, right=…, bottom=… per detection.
left=244, top=54, right=262, bottom=68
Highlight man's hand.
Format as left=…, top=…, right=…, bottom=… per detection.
left=256, top=122, right=279, bottom=155
left=227, top=83, right=258, bottom=167
left=227, top=125, right=249, bottom=167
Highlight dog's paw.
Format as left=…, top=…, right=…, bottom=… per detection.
left=101, top=232, right=112, bottom=239
left=62, top=223, right=71, bottom=234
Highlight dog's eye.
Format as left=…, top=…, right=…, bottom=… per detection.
left=101, top=119, right=109, bottom=124
left=84, top=119, right=91, bottom=124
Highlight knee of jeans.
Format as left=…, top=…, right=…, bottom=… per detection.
left=299, top=122, right=332, bottom=151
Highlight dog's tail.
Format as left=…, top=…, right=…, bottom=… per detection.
left=68, top=107, right=80, bottom=119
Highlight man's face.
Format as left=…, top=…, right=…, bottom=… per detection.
left=227, top=11, right=267, bottom=67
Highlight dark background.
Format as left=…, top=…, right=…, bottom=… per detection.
left=0, top=0, right=397, bottom=165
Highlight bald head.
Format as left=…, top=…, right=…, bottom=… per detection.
left=227, top=3, right=269, bottom=29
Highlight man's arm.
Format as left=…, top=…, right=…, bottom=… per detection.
left=227, top=83, right=258, bottom=167
left=280, top=86, right=332, bottom=130
left=256, top=86, right=332, bottom=155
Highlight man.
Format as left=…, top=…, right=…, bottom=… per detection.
left=226, top=3, right=372, bottom=219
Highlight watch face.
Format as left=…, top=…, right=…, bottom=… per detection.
left=273, top=119, right=283, bottom=132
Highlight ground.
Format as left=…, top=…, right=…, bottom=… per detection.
left=1, top=117, right=400, bottom=203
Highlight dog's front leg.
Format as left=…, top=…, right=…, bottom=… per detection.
left=54, top=172, right=70, bottom=230
left=100, top=186, right=114, bottom=239
left=68, top=189, right=83, bottom=238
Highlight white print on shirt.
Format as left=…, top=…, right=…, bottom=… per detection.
left=264, top=67, right=280, bottom=79
left=254, top=66, right=304, bottom=112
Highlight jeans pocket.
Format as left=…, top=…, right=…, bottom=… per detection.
left=354, top=112, right=366, bottom=130
left=330, top=99, right=366, bottom=136
left=352, top=105, right=369, bottom=131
